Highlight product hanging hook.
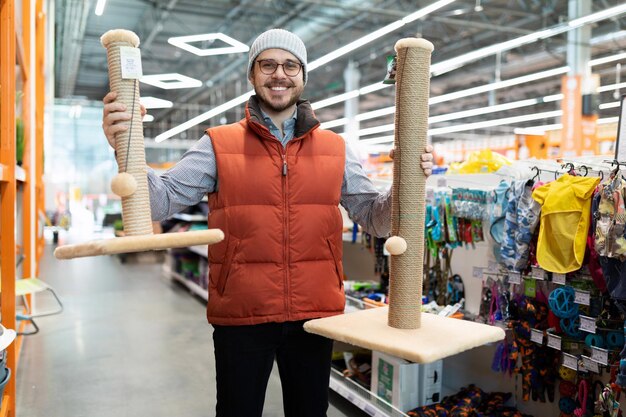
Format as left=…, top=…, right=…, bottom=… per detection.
left=530, top=166, right=540, bottom=182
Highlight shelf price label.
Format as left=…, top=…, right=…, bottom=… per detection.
left=508, top=272, right=522, bottom=285
left=581, top=356, right=600, bottom=374
left=488, top=260, right=498, bottom=273
left=574, top=289, right=591, bottom=306
left=472, top=267, right=485, bottom=279
left=530, top=329, right=544, bottom=344
left=531, top=266, right=546, bottom=280
left=562, top=353, right=578, bottom=371
left=547, top=334, right=562, bottom=351
left=579, top=315, right=597, bottom=334
left=552, top=273, right=566, bottom=285
left=591, top=347, right=609, bottom=365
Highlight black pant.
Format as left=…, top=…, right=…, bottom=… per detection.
left=212, top=320, right=334, bottom=417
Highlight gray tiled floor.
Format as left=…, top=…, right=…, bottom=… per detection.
left=16, top=244, right=367, bottom=417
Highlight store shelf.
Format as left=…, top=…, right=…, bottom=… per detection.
left=164, top=266, right=208, bottom=301
left=14, top=166, right=25, bottom=183
left=172, top=213, right=205, bottom=222
left=188, top=245, right=207, bottom=258
left=329, top=368, right=408, bottom=417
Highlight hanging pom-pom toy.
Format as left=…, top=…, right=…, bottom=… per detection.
left=384, top=235, right=407, bottom=255
left=111, top=172, right=137, bottom=197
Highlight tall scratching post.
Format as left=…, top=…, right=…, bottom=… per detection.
left=54, top=29, right=224, bottom=260
left=101, top=30, right=152, bottom=236
left=387, top=39, right=433, bottom=329
left=304, top=38, right=505, bottom=364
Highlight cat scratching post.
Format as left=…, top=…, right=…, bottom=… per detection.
left=54, top=29, right=223, bottom=260
left=304, top=38, right=504, bottom=363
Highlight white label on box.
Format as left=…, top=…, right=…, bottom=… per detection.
left=120, top=46, right=143, bottom=79
left=591, top=347, right=609, bottom=365
left=552, top=273, right=566, bottom=285
left=488, top=261, right=498, bottom=272
left=472, top=267, right=484, bottom=279
left=579, top=315, right=596, bottom=333
left=437, top=177, right=447, bottom=188
left=547, top=334, right=562, bottom=350
left=581, top=356, right=599, bottom=373
left=530, top=329, right=544, bottom=344
left=531, top=266, right=546, bottom=280
left=575, top=290, right=591, bottom=306
left=508, top=272, right=522, bottom=285
left=562, top=353, right=578, bottom=370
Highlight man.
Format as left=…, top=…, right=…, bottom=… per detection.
left=103, top=28, right=434, bottom=417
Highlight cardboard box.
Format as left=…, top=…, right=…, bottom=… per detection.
left=370, top=351, right=442, bottom=412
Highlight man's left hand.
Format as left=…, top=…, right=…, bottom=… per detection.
left=389, top=145, right=434, bottom=177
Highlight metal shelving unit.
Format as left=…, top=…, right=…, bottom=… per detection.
left=164, top=265, right=208, bottom=301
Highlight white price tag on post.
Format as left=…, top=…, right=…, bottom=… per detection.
left=508, top=272, right=522, bottom=285
left=120, top=46, right=143, bottom=79
left=591, top=347, right=609, bottom=365
left=473, top=267, right=485, bottom=279
left=530, top=329, right=544, bottom=344
left=575, top=290, right=591, bottom=306
left=552, top=273, right=566, bottom=285
left=547, top=334, right=562, bottom=350
left=531, top=266, right=546, bottom=280
left=579, top=315, right=597, bottom=333
left=581, top=356, right=600, bottom=373
left=562, top=353, right=578, bottom=370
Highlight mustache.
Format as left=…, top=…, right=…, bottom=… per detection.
left=264, top=81, right=293, bottom=88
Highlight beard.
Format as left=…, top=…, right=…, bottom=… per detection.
left=255, top=80, right=303, bottom=113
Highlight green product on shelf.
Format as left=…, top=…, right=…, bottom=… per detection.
left=16, top=117, right=24, bottom=166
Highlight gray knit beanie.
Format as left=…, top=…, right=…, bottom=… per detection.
left=248, top=29, right=308, bottom=85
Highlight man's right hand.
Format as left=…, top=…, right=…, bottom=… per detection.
left=102, top=92, right=147, bottom=149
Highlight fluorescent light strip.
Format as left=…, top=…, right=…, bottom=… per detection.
left=597, top=82, right=626, bottom=93
left=155, top=91, right=254, bottom=142
left=143, top=114, right=155, bottom=122
left=141, top=73, right=203, bottom=90
left=95, top=0, right=106, bottom=16
left=599, top=101, right=621, bottom=110
left=155, top=0, right=456, bottom=142
left=569, top=3, right=626, bottom=28
left=157, top=3, right=625, bottom=142
left=589, top=52, right=626, bottom=67
left=428, top=110, right=562, bottom=136
left=168, top=33, right=249, bottom=57
left=514, top=116, right=619, bottom=135
left=140, top=96, right=173, bottom=109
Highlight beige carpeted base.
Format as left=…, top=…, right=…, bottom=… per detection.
left=54, top=229, right=224, bottom=260
left=304, top=306, right=505, bottom=364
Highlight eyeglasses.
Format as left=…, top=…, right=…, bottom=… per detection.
left=256, top=59, right=302, bottom=77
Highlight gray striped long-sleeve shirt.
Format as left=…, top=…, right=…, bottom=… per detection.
left=147, top=112, right=392, bottom=237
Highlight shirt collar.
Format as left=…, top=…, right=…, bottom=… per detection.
left=261, top=108, right=298, bottom=132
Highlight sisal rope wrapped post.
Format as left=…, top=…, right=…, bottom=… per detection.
left=387, top=38, right=434, bottom=329
left=101, top=29, right=153, bottom=236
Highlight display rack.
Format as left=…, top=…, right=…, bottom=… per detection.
left=0, top=1, right=46, bottom=416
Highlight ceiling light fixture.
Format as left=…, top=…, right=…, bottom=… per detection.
left=143, top=114, right=155, bottom=122
left=599, top=101, right=621, bottom=110
left=589, top=52, right=626, bottom=67
left=140, top=96, right=173, bottom=109
left=95, top=0, right=106, bottom=16
left=140, top=73, right=203, bottom=90
left=168, top=33, right=249, bottom=57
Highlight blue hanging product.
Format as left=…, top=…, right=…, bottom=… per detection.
left=607, top=331, right=625, bottom=350
left=560, top=316, right=583, bottom=339
left=585, top=333, right=605, bottom=349
left=548, top=286, right=579, bottom=319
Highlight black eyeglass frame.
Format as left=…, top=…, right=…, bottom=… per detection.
left=256, top=59, right=303, bottom=77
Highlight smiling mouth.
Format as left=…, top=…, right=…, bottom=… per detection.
left=269, top=86, right=288, bottom=91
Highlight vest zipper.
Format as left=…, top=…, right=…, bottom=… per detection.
left=282, top=150, right=290, bottom=320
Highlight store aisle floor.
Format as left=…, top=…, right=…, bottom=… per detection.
left=16, top=243, right=368, bottom=417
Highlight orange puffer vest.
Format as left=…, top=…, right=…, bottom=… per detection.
left=205, top=96, right=346, bottom=326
